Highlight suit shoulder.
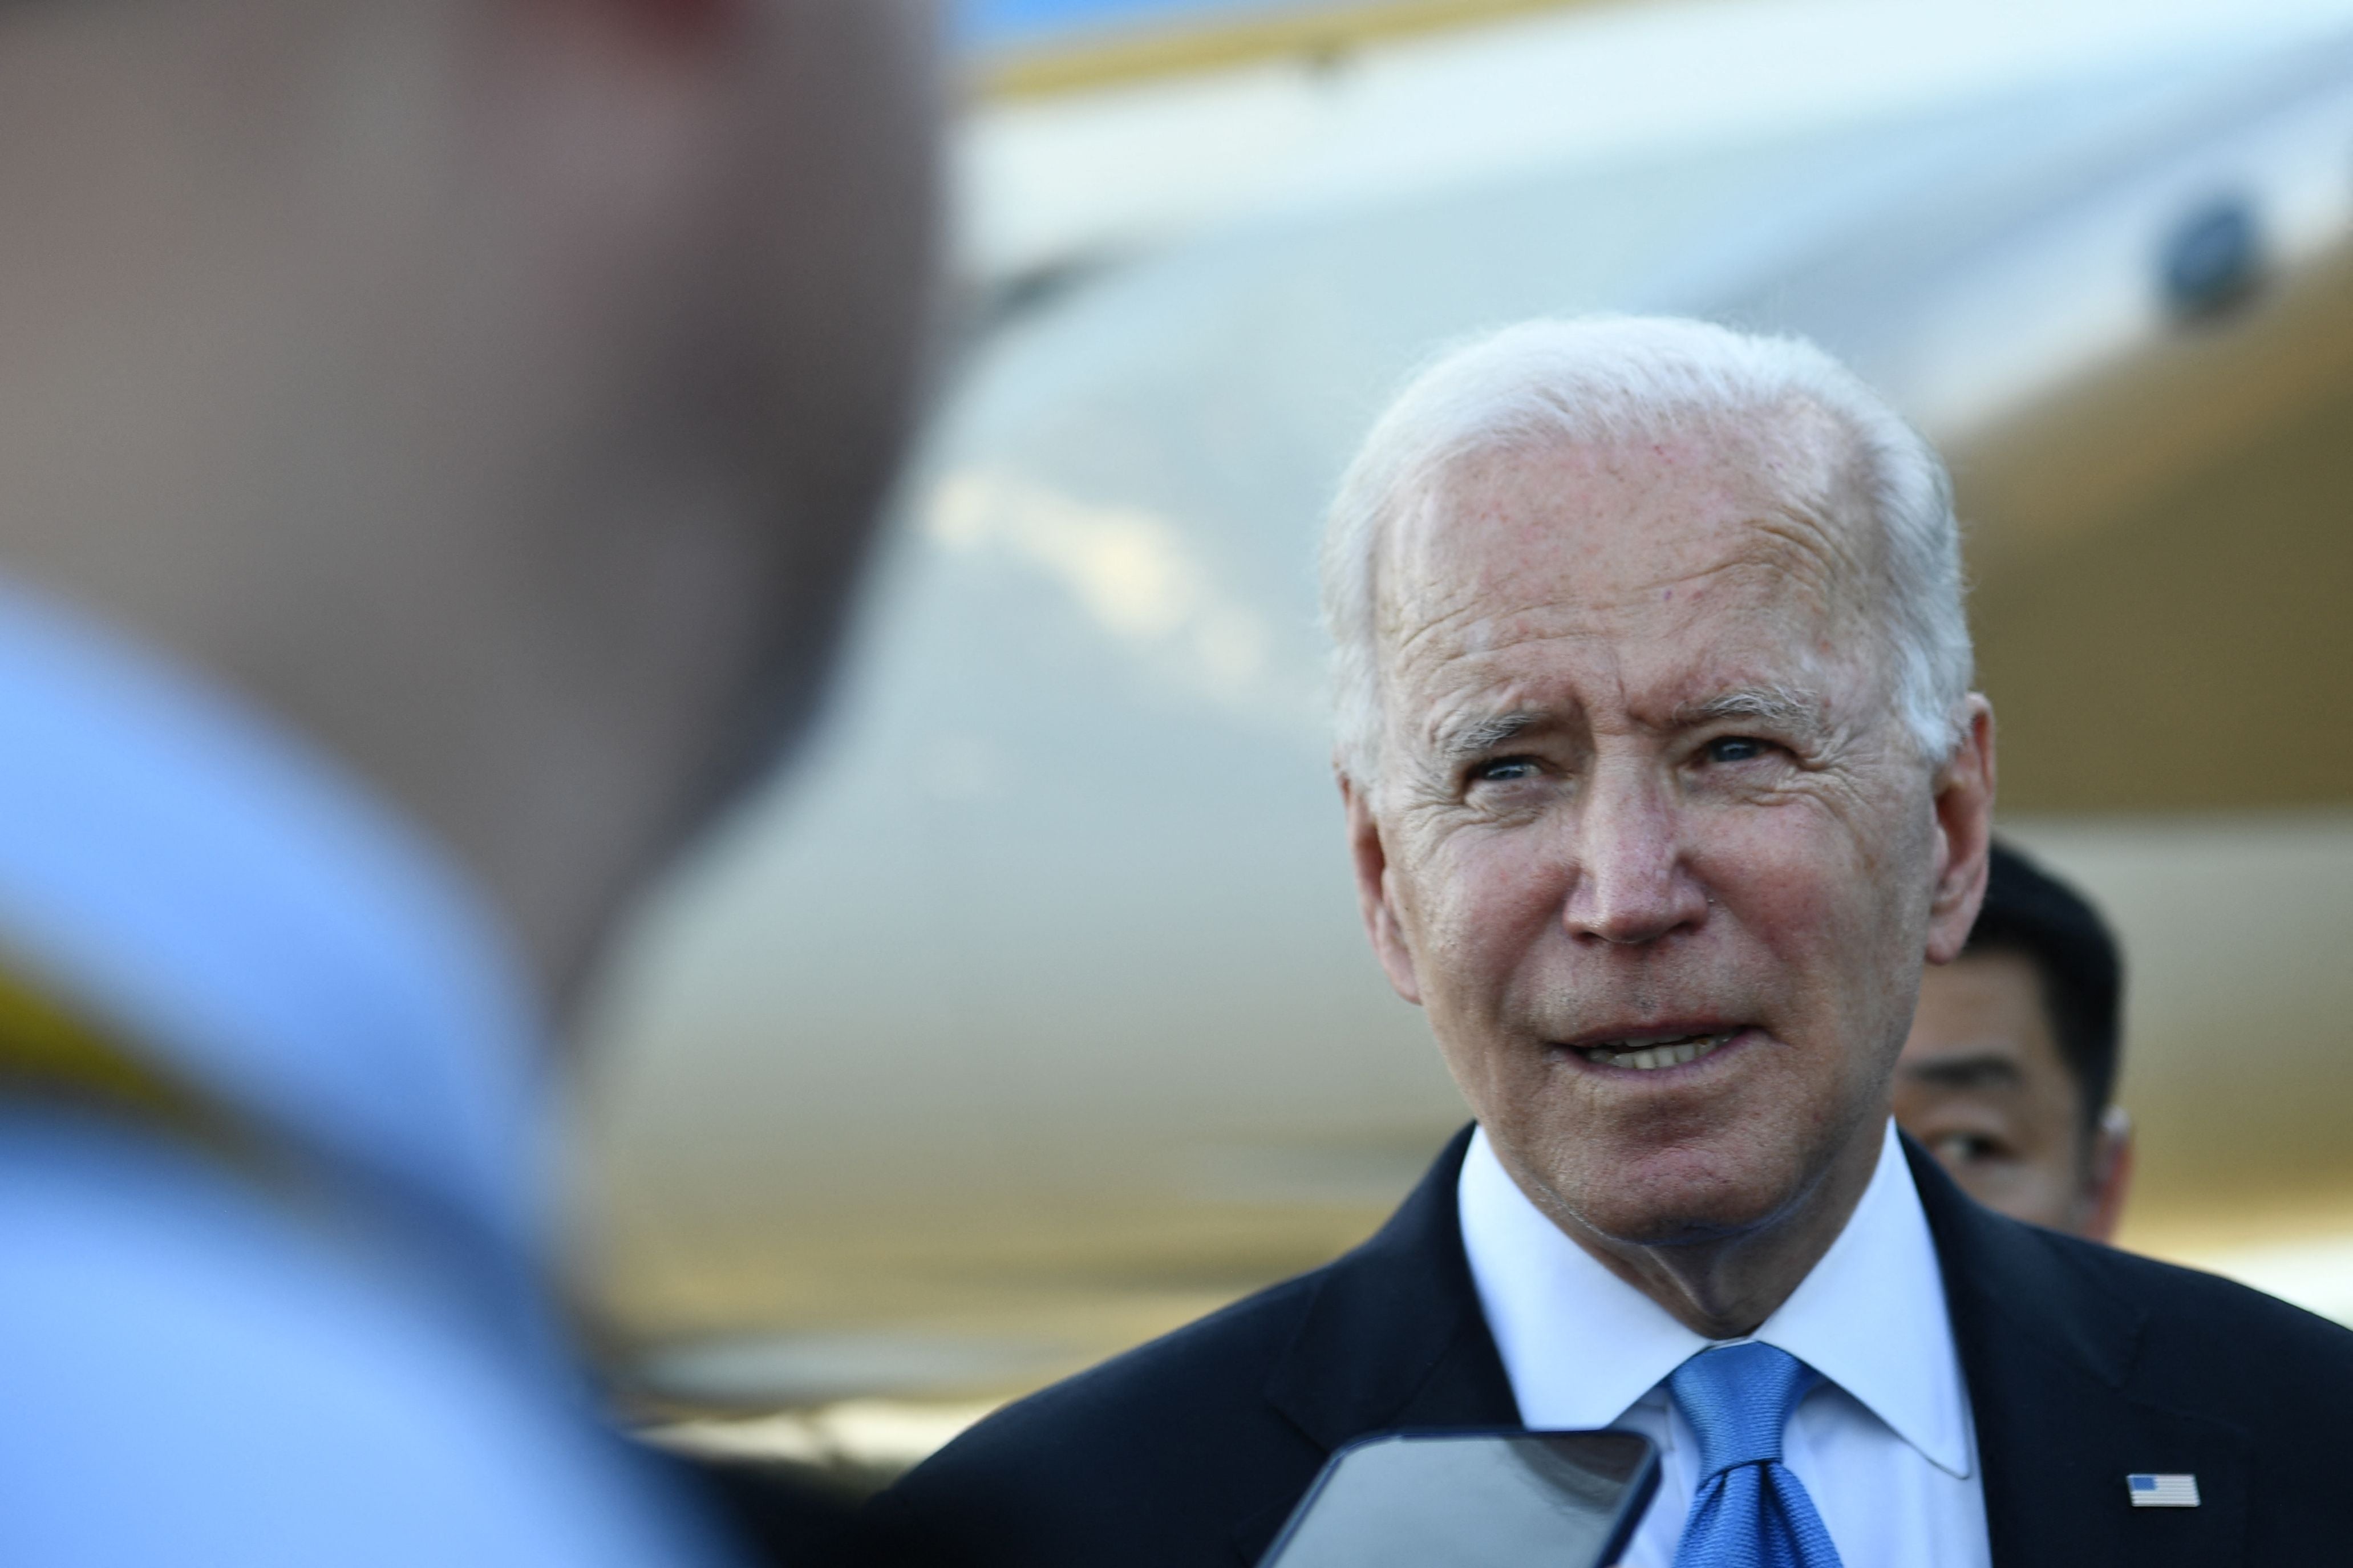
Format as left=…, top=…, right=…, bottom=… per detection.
left=905, top=1264, right=1323, bottom=1485
left=863, top=1133, right=1483, bottom=1568
left=862, top=1266, right=1330, bottom=1566
left=2072, top=1237, right=2353, bottom=1341
left=2055, top=1232, right=2353, bottom=1388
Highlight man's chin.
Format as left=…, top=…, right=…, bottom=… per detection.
left=1534, top=1146, right=1812, bottom=1250
left=1576, top=1198, right=1781, bottom=1251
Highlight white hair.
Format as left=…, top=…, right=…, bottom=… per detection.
left=1318, top=315, right=1973, bottom=785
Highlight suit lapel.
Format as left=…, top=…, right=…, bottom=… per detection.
left=1909, top=1138, right=2249, bottom=1568
left=1236, top=1125, right=1518, bottom=1562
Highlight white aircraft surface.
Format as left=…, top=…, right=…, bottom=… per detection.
left=585, top=0, right=2353, bottom=1442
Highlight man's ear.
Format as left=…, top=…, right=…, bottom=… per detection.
left=2079, top=1105, right=2135, bottom=1245
left=1925, top=695, right=1996, bottom=966
left=1340, top=769, right=1423, bottom=1007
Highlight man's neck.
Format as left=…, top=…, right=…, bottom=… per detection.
left=1549, top=1125, right=1888, bottom=1339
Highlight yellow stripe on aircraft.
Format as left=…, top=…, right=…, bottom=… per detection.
left=977, top=0, right=1630, bottom=100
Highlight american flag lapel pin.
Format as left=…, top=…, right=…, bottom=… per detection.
left=2127, top=1473, right=2200, bottom=1508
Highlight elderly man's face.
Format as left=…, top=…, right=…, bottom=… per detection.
left=1348, top=416, right=1989, bottom=1248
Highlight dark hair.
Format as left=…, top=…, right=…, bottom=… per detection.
left=1964, top=840, right=2124, bottom=1131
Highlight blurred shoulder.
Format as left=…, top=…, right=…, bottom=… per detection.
left=0, top=1109, right=729, bottom=1568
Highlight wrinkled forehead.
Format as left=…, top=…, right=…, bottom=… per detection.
left=1372, top=402, right=1883, bottom=665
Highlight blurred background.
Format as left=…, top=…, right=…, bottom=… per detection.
left=582, top=0, right=2353, bottom=1477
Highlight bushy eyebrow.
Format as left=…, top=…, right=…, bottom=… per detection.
left=1431, top=685, right=1824, bottom=765
left=1673, top=686, right=1824, bottom=734
left=1434, top=710, right=1541, bottom=765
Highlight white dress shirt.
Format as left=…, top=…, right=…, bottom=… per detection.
left=1459, top=1120, right=1991, bottom=1568
left=0, top=579, right=736, bottom=1566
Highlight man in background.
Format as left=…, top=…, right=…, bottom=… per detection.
left=1895, top=840, right=2133, bottom=1239
left=0, top=2, right=935, bottom=1564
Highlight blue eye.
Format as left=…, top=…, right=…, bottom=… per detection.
left=1706, top=736, right=1766, bottom=764
left=1472, top=756, right=1540, bottom=784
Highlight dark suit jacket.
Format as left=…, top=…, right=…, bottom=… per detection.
left=861, top=1125, right=2353, bottom=1567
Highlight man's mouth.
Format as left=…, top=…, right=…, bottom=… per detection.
left=1573, top=1031, right=1737, bottom=1072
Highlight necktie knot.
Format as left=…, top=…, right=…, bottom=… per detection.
left=1667, top=1342, right=1821, bottom=1479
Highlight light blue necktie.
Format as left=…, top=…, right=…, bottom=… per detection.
left=1667, top=1343, right=1845, bottom=1568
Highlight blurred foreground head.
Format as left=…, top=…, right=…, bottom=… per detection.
left=1324, top=316, right=1994, bottom=1334
left=0, top=0, right=938, bottom=1003
left=1897, top=840, right=2133, bottom=1239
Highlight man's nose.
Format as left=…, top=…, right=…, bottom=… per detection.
left=1562, top=767, right=1710, bottom=946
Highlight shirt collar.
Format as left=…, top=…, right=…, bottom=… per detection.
left=0, top=577, right=553, bottom=1263
left=1460, top=1117, right=1974, bottom=1479
left=1761, top=1119, right=1974, bottom=1477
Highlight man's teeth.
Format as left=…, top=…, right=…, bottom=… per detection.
left=1578, top=1033, right=1731, bottom=1071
